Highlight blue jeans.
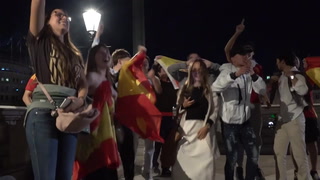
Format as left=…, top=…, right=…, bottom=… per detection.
left=222, top=121, right=258, bottom=180
left=25, top=108, right=78, bottom=180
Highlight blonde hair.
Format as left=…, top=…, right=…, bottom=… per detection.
left=177, top=59, right=211, bottom=106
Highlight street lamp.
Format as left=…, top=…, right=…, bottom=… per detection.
left=82, top=9, right=101, bottom=39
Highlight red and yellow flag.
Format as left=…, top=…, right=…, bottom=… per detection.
left=73, top=81, right=120, bottom=180
left=305, top=56, right=320, bottom=88
left=115, top=51, right=164, bottom=143
left=25, top=74, right=38, bottom=91
left=156, top=56, right=184, bottom=89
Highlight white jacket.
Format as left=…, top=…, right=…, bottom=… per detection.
left=211, top=63, right=266, bottom=124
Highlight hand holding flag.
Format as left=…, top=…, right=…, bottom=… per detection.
left=155, top=56, right=184, bottom=89
left=116, top=51, right=163, bottom=142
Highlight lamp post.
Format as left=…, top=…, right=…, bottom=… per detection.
left=82, top=9, right=101, bottom=40
left=132, top=0, right=145, bottom=52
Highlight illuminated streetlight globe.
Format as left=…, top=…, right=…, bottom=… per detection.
left=82, top=9, right=101, bottom=37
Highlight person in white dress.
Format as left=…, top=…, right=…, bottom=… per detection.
left=172, top=59, right=219, bottom=180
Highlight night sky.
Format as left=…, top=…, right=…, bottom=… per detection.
left=1, top=0, right=320, bottom=76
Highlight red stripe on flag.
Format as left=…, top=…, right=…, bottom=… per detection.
left=73, top=139, right=120, bottom=180
left=305, top=57, right=320, bottom=88
left=116, top=95, right=163, bottom=142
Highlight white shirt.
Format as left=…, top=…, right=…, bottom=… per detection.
left=212, top=63, right=266, bottom=124
left=278, top=67, right=308, bottom=122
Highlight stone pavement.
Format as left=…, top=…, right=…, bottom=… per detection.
left=117, top=138, right=320, bottom=180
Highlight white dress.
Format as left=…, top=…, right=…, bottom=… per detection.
left=172, top=91, right=220, bottom=180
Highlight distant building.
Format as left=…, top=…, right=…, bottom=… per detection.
left=0, top=58, right=32, bottom=106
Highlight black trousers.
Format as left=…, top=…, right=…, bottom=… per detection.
left=152, top=116, right=175, bottom=168
left=117, top=124, right=135, bottom=180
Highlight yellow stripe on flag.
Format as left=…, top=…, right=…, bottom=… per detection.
left=117, top=55, right=154, bottom=102
left=156, top=56, right=184, bottom=89
left=306, top=67, right=320, bottom=88
left=76, top=101, right=115, bottom=162
left=136, top=117, right=147, bottom=135
left=31, top=74, right=37, bottom=80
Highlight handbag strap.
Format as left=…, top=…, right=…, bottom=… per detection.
left=173, top=105, right=182, bottom=129
left=37, top=82, right=56, bottom=107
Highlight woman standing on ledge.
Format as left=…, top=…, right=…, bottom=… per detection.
left=25, top=0, right=87, bottom=179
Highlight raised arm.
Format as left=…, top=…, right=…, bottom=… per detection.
left=92, top=23, right=104, bottom=47
left=211, top=66, right=235, bottom=92
left=29, top=0, right=45, bottom=36
left=225, top=19, right=245, bottom=62
left=167, top=62, right=188, bottom=82
left=212, top=63, right=250, bottom=92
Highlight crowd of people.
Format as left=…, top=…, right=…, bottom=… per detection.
left=21, top=0, right=320, bottom=180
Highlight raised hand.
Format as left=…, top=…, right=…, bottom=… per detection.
left=202, top=59, right=213, bottom=68
left=154, top=55, right=163, bottom=60
left=246, top=59, right=255, bottom=75
left=235, top=18, right=245, bottom=34
left=96, top=23, right=104, bottom=38
left=235, top=65, right=250, bottom=77
left=138, top=45, right=147, bottom=52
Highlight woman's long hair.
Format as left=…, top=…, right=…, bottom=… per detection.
left=177, top=59, right=211, bottom=106
left=86, top=44, right=113, bottom=83
left=38, top=9, right=84, bottom=88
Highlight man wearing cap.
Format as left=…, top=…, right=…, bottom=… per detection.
left=211, top=44, right=266, bottom=180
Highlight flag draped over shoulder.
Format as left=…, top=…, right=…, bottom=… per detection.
left=156, top=56, right=184, bottom=89
left=116, top=51, right=164, bottom=143
left=73, top=81, right=120, bottom=180
left=305, top=56, right=320, bottom=88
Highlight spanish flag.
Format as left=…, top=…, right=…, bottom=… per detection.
left=25, top=74, right=38, bottom=91
left=305, top=56, right=320, bottom=88
left=115, top=51, right=164, bottom=143
left=73, top=81, right=120, bottom=180
left=156, top=56, right=184, bottom=89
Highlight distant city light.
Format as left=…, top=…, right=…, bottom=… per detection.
left=16, top=88, right=19, bottom=92
left=266, top=76, right=270, bottom=80
left=1, top=68, right=4, bottom=71
left=5, top=78, right=9, bottom=82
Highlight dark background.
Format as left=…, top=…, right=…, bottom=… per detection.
left=1, top=0, right=320, bottom=76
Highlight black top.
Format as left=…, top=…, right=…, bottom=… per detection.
left=26, top=31, right=80, bottom=88
left=155, top=80, right=177, bottom=113
left=185, top=87, right=213, bottom=125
